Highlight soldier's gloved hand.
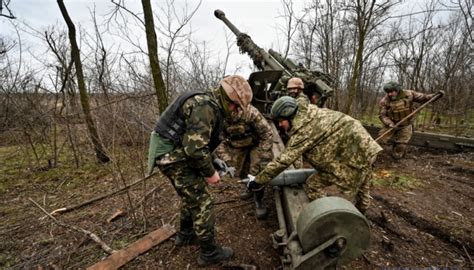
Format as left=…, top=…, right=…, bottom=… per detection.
left=431, top=90, right=445, bottom=102
left=388, top=123, right=396, bottom=128
left=212, top=158, right=226, bottom=170
left=246, top=174, right=264, bottom=192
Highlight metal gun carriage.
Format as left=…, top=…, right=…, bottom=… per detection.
left=214, top=9, right=334, bottom=114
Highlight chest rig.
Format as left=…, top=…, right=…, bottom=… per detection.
left=224, top=120, right=256, bottom=148
left=154, top=91, right=223, bottom=152
left=387, top=90, right=413, bottom=124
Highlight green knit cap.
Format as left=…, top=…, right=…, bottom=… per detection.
left=271, top=96, right=298, bottom=119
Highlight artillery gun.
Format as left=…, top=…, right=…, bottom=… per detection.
left=214, top=9, right=334, bottom=114
left=215, top=10, right=371, bottom=269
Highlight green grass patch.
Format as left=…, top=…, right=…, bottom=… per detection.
left=372, top=169, right=422, bottom=191
left=0, top=252, right=20, bottom=268
left=360, top=111, right=381, bottom=127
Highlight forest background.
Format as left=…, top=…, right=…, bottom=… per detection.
left=0, top=0, right=472, bottom=268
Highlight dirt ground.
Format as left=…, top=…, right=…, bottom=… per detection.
left=1, top=146, right=473, bottom=269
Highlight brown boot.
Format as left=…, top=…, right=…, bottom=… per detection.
left=392, top=144, right=406, bottom=160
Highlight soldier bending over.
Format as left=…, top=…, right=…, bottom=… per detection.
left=247, top=96, right=382, bottom=214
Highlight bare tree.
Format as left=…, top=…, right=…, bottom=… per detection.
left=276, top=0, right=305, bottom=58
left=141, top=0, right=168, bottom=112
left=57, top=0, right=110, bottom=163
left=342, top=0, right=398, bottom=115
left=0, top=0, right=16, bottom=19
left=154, top=0, right=202, bottom=95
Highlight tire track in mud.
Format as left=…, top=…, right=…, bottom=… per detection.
left=372, top=194, right=474, bottom=256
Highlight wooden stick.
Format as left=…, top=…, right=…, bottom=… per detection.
left=49, top=172, right=157, bottom=216
left=86, top=224, right=176, bottom=270
left=463, top=245, right=473, bottom=265
left=29, top=198, right=115, bottom=254
left=375, top=93, right=442, bottom=142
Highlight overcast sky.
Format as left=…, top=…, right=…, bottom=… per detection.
left=2, top=0, right=308, bottom=77
left=1, top=0, right=447, bottom=79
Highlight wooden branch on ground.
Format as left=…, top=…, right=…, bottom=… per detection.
left=29, top=198, right=115, bottom=254
left=49, top=173, right=157, bottom=216
left=86, top=224, right=176, bottom=270
left=129, top=181, right=166, bottom=213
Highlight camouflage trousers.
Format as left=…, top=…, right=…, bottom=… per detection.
left=377, top=124, right=413, bottom=159
left=215, top=142, right=272, bottom=178
left=304, top=162, right=375, bottom=213
left=158, top=161, right=215, bottom=239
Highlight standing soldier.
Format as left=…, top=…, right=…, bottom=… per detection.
left=215, top=104, right=273, bottom=219
left=287, top=77, right=322, bottom=107
left=147, top=75, right=253, bottom=266
left=287, top=77, right=309, bottom=108
left=246, top=96, right=382, bottom=214
left=378, top=81, right=444, bottom=159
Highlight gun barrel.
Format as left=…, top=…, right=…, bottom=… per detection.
left=214, top=9, right=241, bottom=36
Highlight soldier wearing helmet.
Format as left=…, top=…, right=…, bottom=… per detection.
left=214, top=102, right=274, bottom=219
left=287, top=77, right=305, bottom=97
left=147, top=75, right=252, bottom=266
left=378, top=81, right=444, bottom=159
left=287, top=77, right=310, bottom=108
left=247, top=96, right=382, bottom=214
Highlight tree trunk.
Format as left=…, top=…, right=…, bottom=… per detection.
left=56, top=0, right=110, bottom=163
left=141, top=0, right=168, bottom=112
left=344, top=33, right=365, bottom=115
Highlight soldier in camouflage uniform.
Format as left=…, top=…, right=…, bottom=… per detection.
left=247, top=96, right=383, bottom=214
left=282, top=77, right=307, bottom=169
left=215, top=104, right=273, bottom=219
left=147, top=75, right=253, bottom=266
left=287, top=77, right=322, bottom=107
left=287, top=77, right=309, bottom=105
left=378, top=81, right=444, bottom=159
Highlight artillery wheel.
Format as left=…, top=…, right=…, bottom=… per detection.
left=296, top=196, right=370, bottom=264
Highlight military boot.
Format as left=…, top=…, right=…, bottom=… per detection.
left=254, top=189, right=268, bottom=220
left=197, top=236, right=233, bottom=266
left=175, top=217, right=198, bottom=246
left=392, top=144, right=406, bottom=160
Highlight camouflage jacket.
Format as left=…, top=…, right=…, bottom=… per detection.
left=379, top=90, right=434, bottom=127
left=223, top=105, right=273, bottom=155
left=162, top=94, right=221, bottom=177
left=295, top=92, right=310, bottom=112
left=255, top=104, right=382, bottom=184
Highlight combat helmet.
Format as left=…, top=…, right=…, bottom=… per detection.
left=287, top=77, right=304, bottom=89
left=383, top=81, right=402, bottom=93
left=220, top=75, right=253, bottom=111
left=271, top=96, right=298, bottom=119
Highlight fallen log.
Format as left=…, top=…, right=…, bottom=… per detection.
left=87, top=224, right=176, bottom=270
left=364, top=125, right=474, bottom=152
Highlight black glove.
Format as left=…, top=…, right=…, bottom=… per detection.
left=432, top=90, right=444, bottom=101
left=212, top=158, right=226, bottom=170
left=212, top=158, right=236, bottom=177
left=246, top=175, right=264, bottom=192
